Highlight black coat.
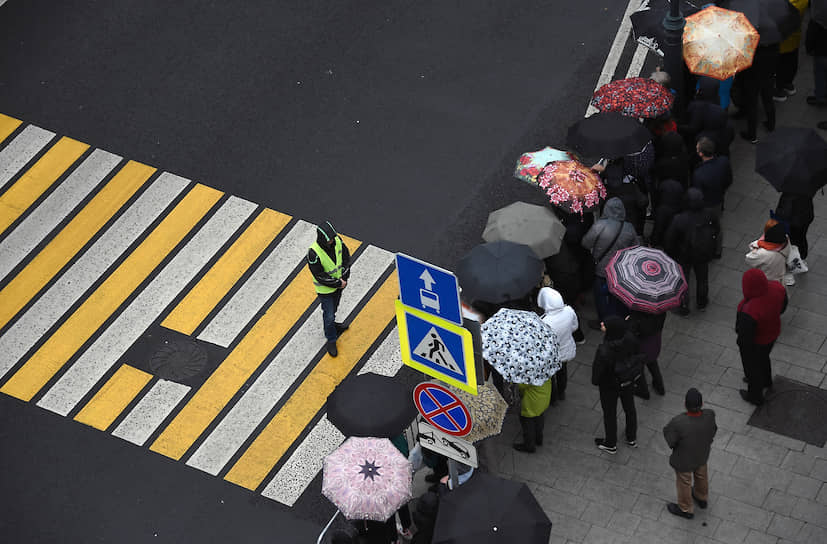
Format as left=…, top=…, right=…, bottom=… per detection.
left=691, top=156, right=732, bottom=207
left=653, top=132, right=691, bottom=188
left=664, top=192, right=720, bottom=263
left=806, top=19, right=827, bottom=57
left=651, top=178, right=685, bottom=248
left=774, top=192, right=815, bottom=228
left=591, top=332, right=640, bottom=389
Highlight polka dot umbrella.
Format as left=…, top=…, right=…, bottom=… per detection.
left=605, top=245, right=687, bottom=313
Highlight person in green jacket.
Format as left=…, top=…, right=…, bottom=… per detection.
left=513, top=379, right=552, bottom=453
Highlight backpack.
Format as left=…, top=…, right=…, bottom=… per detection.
left=614, top=352, right=645, bottom=388
left=688, top=216, right=717, bottom=262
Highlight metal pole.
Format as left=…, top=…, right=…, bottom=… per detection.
left=316, top=509, right=340, bottom=544
left=447, top=458, right=459, bottom=490
left=662, top=0, right=686, bottom=120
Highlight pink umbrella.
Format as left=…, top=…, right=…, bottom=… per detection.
left=322, top=437, right=412, bottom=521
left=606, top=245, right=687, bottom=313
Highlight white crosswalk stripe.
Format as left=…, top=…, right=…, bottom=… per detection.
left=0, top=125, right=55, bottom=191
left=111, top=379, right=191, bottom=446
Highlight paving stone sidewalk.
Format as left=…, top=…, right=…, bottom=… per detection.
left=480, top=48, right=827, bottom=544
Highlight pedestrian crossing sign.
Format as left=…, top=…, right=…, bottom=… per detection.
left=395, top=300, right=476, bottom=395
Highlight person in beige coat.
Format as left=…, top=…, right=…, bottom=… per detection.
left=745, top=222, right=791, bottom=284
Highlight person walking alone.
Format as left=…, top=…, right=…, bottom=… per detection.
left=663, top=388, right=717, bottom=519
left=307, top=221, right=351, bottom=357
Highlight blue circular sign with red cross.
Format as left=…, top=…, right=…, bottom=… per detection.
left=413, top=382, right=472, bottom=437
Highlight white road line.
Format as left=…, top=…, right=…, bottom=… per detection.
left=0, top=125, right=55, bottom=190
left=261, top=330, right=403, bottom=506
left=585, top=0, right=641, bottom=116
left=36, top=196, right=257, bottom=416
left=111, top=379, right=191, bottom=446
left=0, top=173, right=189, bottom=380
left=196, top=219, right=316, bottom=348
left=0, top=149, right=121, bottom=282
left=185, top=245, right=394, bottom=476
left=626, top=43, right=650, bottom=79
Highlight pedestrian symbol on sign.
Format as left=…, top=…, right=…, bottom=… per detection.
left=413, top=328, right=460, bottom=373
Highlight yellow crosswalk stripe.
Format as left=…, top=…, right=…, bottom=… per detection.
left=223, top=271, right=398, bottom=490
left=0, top=113, right=22, bottom=144
left=74, top=364, right=152, bottom=430
left=150, top=234, right=361, bottom=461
left=0, top=184, right=222, bottom=402
left=0, top=161, right=156, bottom=330
left=0, top=137, right=89, bottom=235
left=161, top=208, right=291, bottom=335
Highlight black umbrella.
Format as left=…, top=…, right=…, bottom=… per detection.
left=432, top=472, right=552, bottom=544
left=567, top=112, right=652, bottom=159
left=456, top=241, right=543, bottom=304
left=720, top=0, right=800, bottom=45
left=631, top=0, right=703, bottom=56
left=326, top=373, right=417, bottom=438
left=755, top=127, right=827, bottom=195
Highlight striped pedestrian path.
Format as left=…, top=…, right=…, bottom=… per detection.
left=0, top=112, right=404, bottom=508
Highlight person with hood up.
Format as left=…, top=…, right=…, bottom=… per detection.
left=603, top=163, right=649, bottom=236
left=651, top=178, right=685, bottom=248
left=307, top=221, right=351, bottom=357
left=745, top=221, right=792, bottom=284
left=736, top=268, right=787, bottom=405
left=538, top=287, right=579, bottom=402
left=591, top=316, right=641, bottom=454
left=581, top=198, right=640, bottom=328
left=664, top=188, right=720, bottom=315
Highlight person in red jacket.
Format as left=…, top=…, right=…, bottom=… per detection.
left=736, top=269, right=788, bottom=405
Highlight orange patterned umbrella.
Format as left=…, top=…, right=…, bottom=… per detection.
left=683, top=5, right=760, bottom=81
left=536, top=160, right=605, bottom=216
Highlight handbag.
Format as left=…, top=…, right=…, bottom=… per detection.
left=786, top=244, right=808, bottom=275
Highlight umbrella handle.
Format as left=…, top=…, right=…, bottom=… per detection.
left=316, top=509, right=341, bottom=544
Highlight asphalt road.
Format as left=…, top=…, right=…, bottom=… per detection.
left=0, top=1, right=628, bottom=541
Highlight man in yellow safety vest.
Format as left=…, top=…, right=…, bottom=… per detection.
left=307, top=221, right=351, bottom=357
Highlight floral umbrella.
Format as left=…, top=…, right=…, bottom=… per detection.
left=322, top=437, right=412, bottom=521
left=590, top=77, right=674, bottom=118
left=481, top=308, right=561, bottom=386
left=605, top=245, right=687, bottom=313
left=430, top=381, right=507, bottom=443
left=683, top=5, right=760, bottom=81
left=536, top=160, right=606, bottom=216
left=514, top=147, right=574, bottom=184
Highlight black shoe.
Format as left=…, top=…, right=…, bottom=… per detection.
left=594, top=438, right=617, bottom=454
left=334, top=322, right=349, bottom=334
left=740, top=131, right=759, bottom=144
left=667, top=503, right=694, bottom=519
left=692, top=488, right=708, bottom=509
left=772, top=90, right=788, bottom=102
left=626, top=439, right=638, bottom=448
left=326, top=341, right=338, bottom=357
left=653, top=383, right=666, bottom=396
left=739, top=389, right=763, bottom=406
left=697, top=301, right=707, bottom=311
left=513, top=443, right=536, bottom=453
left=572, top=329, right=586, bottom=345
left=587, top=319, right=602, bottom=331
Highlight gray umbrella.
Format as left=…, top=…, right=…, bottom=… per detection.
left=482, top=202, right=565, bottom=258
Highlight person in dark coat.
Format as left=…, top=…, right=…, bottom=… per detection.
left=736, top=268, right=788, bottom=405
left=663, top=388, right=717, bottom=519
left=653, top=132, right=691, bottom=190
left=680, top=77, right=734, bottom=158
left=691, top=136, right=731, bottom=257
left=628, top=310, right=667, bottom=398
left=604, top=163, right=649, bottom=235
left=735, top=43, right=780, bottom=143
left=664, top=188, right=720, bottom=315
left=805, top=17, right=827, bottom=106
left=651, top=178, right=685, bottom=248
left=773, top=190, right=816, bottom=261
left=591, top=316, right=640, bottom=454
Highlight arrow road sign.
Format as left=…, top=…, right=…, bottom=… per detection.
left=396, top=253, right=462, bottom=325
left=417, top=420, right=477, bottom=467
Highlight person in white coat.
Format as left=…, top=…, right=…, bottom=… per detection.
left=538, top=287, right=578, bottom=401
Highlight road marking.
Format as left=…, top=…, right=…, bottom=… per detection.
left=161, top=208, right=290, bottom=336
left=0, top=173, right=188, bottom=381
left=186, top=245, right=393, bottom=476
left=0, top=136, right=89, bottom=234
left=223, top=271, right=398, bottom=491
left=149, top=233, right=362, bottom=461
left=111, top=379, right=191, bottom=446
left=37, top=196, right=256, bottom=416
left=586, top=0, right=641, bottom=116
left=0, top=160, right=156, bottom=331
left=73, top=364, right=152, bottom=431
left=0, top=184, right=222, bottom=402
left=0, top=125, right=55, bottom=191
left=261, top=330, right=402, bottom=506
left=0, top=149, right=121, bottom=282
left=196, top=219, right=317, bottom=348
left=626, top=43, right=649, bottom=79
left=0, top=113, right=22, bottom=144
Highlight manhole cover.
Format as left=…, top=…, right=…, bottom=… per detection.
left=149, top=339, right=208, bottom=381
left=747, top=375, right=827, bottom=447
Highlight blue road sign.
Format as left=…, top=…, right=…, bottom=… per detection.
left=395, top=300, right=477, bottom=395
left=395, top=253, right=462, bottom=325
left=413, top=383, right=472, bottom=436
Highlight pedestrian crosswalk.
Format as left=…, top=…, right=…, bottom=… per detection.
left=0, top=112, right=404, bottom=507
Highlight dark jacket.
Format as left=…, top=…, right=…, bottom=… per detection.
left=806, top=19, right=827, bottom=57
left=682, top=79, right=734, bottom=156
left=664, top=188, right=720, bottom=263
left=629, top=310, right=667, bottom=339
left=653, top=132, right=691, bottom=188
left=605, top=165, right=649, bottom=235
left=663, top=410, right=717, bottom=472
left=307, top=222, right=352, bottom=289
left=591, top=330, right=641, bottom=389
left=736, top=268, right=788, bottom=347
left=692, top=155, right=732, bottom=207
left=774, top=192, right=815, bottom=228
left=651, top=178, right=685, bottom=248
left=581, top=198, right=640, bottom=278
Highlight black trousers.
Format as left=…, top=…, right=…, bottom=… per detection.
left=519, top=412, right=546, bottom=450
left=599, top=385, right=637, bottom=447
left=635, top=358, right=665, bottom=397
left=775, top=49, right=800, bottom=92
left=681, top=260, right=710, bottom=308
left=740, top=341, right=775, bottom=402
left=553, top=361, right=568, bottom=397
left=741, top=74, right=776, bottom=137
left=789, top=223, right=811, bottom=260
